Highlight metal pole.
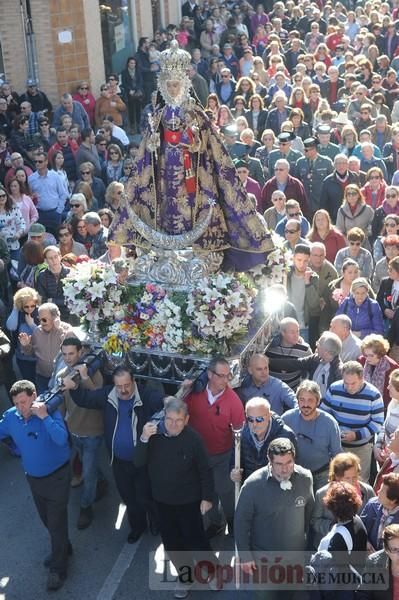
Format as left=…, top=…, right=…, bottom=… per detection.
left=232, top=424, right=244, bottom=590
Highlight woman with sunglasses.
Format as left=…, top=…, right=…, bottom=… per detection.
left=94, top=83, right=126, bottom=129
left=372, top=187, right=399, bottom=244
left=72, top=81, right=96, bottom=127
left=104, top=181, right=124, bottom=212
left=373, top=215, right=399, bottom=263
left=6, top=286, right=40, bottom=381
left=103, top=144, right=123, bottom=185
left=75, top=163, right=105, bottom=210
left=37, top=117, right=56, bottom=151
left=66, top=193, right=87, bottom=223
left=71, top=217, right=90, bottom=252
left=334, top=227, right=374, bottom=280
left=336, top=184, right=374, bottom=250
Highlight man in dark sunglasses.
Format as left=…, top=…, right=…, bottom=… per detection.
left=230, top=396, right=296, bottom=484
left=19, top=77, right=53, bottom=114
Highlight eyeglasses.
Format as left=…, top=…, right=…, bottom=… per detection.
left=0, top=193, right=6, bottom=199
left=288, top=211, right=300, bottom=217
left=58, top=232, right=70, bottom=237
left=386, top=222, right=397, bottom=227
left=349, top=241, right=361, bottom=246
left=246, top=415, right=266, bottom=423
left=285, top=229, right=299, bottom=234
left=109, top=151, right=119, bottom=155
left=39, top=122, right=49, bottom=126
left=387, top=194, right=398, bottom=199
left=209, top=369, right=232, bottom=381
left=80, top=86, right=89, bottom=90
left=346, top=191, right=358, bottom=196
left=80, top=171, right=90, bottom=175
left=35, top=159, right=45, bottom=164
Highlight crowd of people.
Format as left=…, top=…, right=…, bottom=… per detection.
left=3, top=0, right=399, bottom=598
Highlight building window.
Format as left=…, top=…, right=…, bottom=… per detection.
left=99, top=0, right=135, bottom=76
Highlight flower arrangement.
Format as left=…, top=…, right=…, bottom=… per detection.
left=331, top=288, right=347, bottom=305
left=249, top=234, right=292, bottom=289
left=102, top=274, right=258, bottom=355
left=186, top=273, right=257, bottom=352
left=62, top=260, right=125, bottom=334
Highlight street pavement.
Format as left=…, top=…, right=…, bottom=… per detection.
left=0, top=437, right=252, bottom=600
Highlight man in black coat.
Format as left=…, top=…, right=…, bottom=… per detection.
left=320, top=154, right=360, bottom=222
left=230, top=396, right=297, bottom=483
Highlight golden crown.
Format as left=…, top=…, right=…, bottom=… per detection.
left=159, top=40, right=191, bottom=78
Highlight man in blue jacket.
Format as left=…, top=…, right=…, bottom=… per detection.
left=0, top=380, right=71, bottom=592
left=237, top=353, right=297, bottom=415
left=230, top=396, right=297, bottom=484
left=64, top=365, right=163, bottom=544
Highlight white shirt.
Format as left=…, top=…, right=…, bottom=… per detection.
left=206, top=385, right=224, bottom=406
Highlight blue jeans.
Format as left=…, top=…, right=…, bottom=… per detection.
left=72, top=434, right=104, bottom=508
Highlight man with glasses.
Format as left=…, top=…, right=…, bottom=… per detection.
left=18, top=302, right=73, bottom=394
left=283, top=218, right=309, bottom=251
left=296, top=137, right=334, bottom=216
left=276, top=199, right=310, bottom=238
left=283, top=380, right=341, bottom=491
left=237, top=354, right=297, bottom=416
left=230, top=396, right=296, bottom=485
left=215, top=66, right=235, bottom=107
left=52, top=93, right=89, bottom=131
left=28, top=152, right=68, bottom=235
left=185, top=356, right=244, bottom=539
left=347, top=84, right=377, bottom=123
left=263, top=190, right=286, bottom=230
left=19, top=78, right=53, bottom=114
left=267, top=131, right=302, bottom=178
left=260, top=158, right=308, bottom=215
left=321, top=153, right=361, bottom=221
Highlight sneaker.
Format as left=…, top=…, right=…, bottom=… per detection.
left=44, top=542, right=73, bottom=567
left=94, top=479, right=108, bottom=503
left=46, top=572, right=66, bottom=591
left=173, top=581, right=192, bottom=599
left=77, top=506, right=93, bottom=530
left=71, top=475, right=83, bottom=488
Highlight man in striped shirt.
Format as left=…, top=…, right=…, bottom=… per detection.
left=321, top=361, right=384, bottom=482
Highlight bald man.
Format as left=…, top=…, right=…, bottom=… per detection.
left=237, top=354, right=297, bottom=415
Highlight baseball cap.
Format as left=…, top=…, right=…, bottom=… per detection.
left=29, top=223, right=46, bottom=236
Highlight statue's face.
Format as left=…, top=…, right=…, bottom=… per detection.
left=166, top=80, right=182, bottom=99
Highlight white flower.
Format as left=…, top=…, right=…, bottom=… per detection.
left=280, top=480, right=292, bottom=491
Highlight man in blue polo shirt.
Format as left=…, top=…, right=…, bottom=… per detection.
left=0, top=380, right=71, bottom=592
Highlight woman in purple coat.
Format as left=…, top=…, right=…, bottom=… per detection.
left=336, top=277, right=384, bottom=339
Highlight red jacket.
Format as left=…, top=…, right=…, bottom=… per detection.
left=261, top=175, right=309, bottom=217
left=309, top=228, right=346, bottom=264
left=48, top=139, right=79, bottom=162
left=185, top=387, right=245, bottom=455
left=361, top=181, right=386, bottom=210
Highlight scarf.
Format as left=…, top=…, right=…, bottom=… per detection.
left=382, top=199, right=399, bottom=216
left=335, top=171, right=349, bottom=184
left=364, top=355, right=392, bottom=395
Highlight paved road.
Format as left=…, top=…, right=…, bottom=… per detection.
left=0, top=436, right=251, bottom=600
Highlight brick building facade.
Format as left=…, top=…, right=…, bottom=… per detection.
left=0, top=0, right=181, bottom=104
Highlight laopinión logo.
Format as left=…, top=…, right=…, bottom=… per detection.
left=149, top=551, right=389, bottom=591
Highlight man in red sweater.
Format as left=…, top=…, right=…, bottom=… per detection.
left=185, top=356, right=245, bottom=539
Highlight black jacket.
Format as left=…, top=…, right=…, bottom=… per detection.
left=376, top=277, right=394, bottom=316
left=229, top=414, right=297, bottom=481
left=320, top=171, right=360, bottom=222
left=134, top=425, right=214, bottom=505
left=269, top=354, right=342, bottom=392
